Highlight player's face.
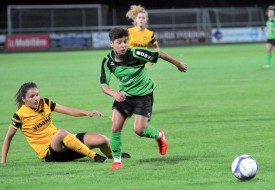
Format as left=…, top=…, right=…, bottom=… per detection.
left=268, top=9, right=274, bottom=18
left=110, top=36, right=128, bottom=55
left=22, top=87, right=40, bottom=110
left=135, top=12, right=147, bottom=28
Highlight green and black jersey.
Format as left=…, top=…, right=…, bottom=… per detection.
left=100, top=48, right=160, bottom=96
left=266, top=18, right=275, bottom=39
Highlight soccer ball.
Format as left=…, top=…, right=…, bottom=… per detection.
left=231, top=154, right=258, bottom=180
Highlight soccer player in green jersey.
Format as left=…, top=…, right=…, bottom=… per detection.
left=265, top=6, right=275, bottom=68
left=100, top=27, right=187, bottom=170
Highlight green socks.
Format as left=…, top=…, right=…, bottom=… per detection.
left=110, top=125, right=160, bottom=160
left=140, top=123, right=160, bottom=138
left=110, top=132, right=122, bottom=158
left=267, top=53, right=272, bottom=66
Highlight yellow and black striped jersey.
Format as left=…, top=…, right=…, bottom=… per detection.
left=11, top=98, right=58, bottom=159
left=128, top=27, right=157, bottom=48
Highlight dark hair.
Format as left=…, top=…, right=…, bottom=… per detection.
left=266, top=6, right=275, bottom=15
left=15, top=82, right=38, bottom=108
left=109, top=27, right=129, bottom=42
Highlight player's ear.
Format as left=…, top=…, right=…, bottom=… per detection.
left=110, top=41, right=114, bottom=48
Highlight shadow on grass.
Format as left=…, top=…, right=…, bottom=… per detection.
left=183, top=117, right=275, bottom=124
left=153, top=106, right=192, bottom=115
left=136, top=155, right=190, bottom=165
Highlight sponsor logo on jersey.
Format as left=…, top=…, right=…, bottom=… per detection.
left=136, top=50, right=153, bottom=61
left=33, top=116, right=51, bottom=130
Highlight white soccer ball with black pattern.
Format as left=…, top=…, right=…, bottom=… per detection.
left=231, top=154, right=258, bottom=180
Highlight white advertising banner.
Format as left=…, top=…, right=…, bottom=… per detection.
left=0, top=35, right=5, bottom=43
left=92, top=32, right=109, bottom=48
left=155, top=30, right=212, bottom=45
left=212, top=27, right=266, bottom=43
left=0, top=35, right=5, bottom=51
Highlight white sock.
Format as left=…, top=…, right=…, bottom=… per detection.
left=157, top=132, right=162, bottom=139
left=114, top=157, right=121, bottom=163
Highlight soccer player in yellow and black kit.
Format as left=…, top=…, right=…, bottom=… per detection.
left=1, top=82, right=130, bottom=164
left=126, top=5, right=160, bottom=68
left=100, top=27, right=187, bottom=170
left=126, top=5, right=159, bottom=50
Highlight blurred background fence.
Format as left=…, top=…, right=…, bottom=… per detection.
left=1, top=4, right=267, bottom=52
left=7, top=5, right=265, bottom=34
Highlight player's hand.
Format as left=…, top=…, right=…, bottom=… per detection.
left=177, top=63, right=188, bottom=72
left=113, top=92, right=126, bottom=102
left=87, top=110, right=103, bottom=117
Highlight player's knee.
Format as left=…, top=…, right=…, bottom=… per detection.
left=134, top=127, right=145, bottom=136
left=101, top=135, right=110, bottom=145
left=56, top=128, right=69, bottom=138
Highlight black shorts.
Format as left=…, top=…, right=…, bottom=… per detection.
left=112, top=93, right=153, bottom=120
left=267, top=39, right=275, bottom=46
left=44, top=133, right=86, bottom=162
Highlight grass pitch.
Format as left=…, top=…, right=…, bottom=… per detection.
left=0, top=43, right=274, bottom=190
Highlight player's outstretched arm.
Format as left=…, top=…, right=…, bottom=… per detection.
left=55, top=104, right=103, bottom=117
left=1, top=126, right=17, bottom=164
left=160, top=51, right=188, bottom=72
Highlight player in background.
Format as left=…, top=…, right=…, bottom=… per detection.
left=126, top=5, right=159, bottom=68
left=100, top=27, right=187, bottom=170
left=264, top=6, right=275, bottom=68
left=1, top=82, right=130, bottom=164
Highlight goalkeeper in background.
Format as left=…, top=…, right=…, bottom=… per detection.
left=264, top=6, right=275, bottom=68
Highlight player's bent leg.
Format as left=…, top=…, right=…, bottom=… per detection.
left=83, top=133, right=113, bottom=158
left=54, top=129, right=107, bottom=161
left=134, top=116, right=167, bottom=155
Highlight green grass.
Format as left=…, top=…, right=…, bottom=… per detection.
left=0, top=43, right=274, bottom=190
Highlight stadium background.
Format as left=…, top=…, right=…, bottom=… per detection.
left=0, top=0, right=274, bottom=32
left=1, top=0, right=273, bottom=52
left=1, top=1, right=275, bottom=189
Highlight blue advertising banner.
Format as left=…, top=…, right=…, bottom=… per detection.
left=50, top=33, right=93, bottom=49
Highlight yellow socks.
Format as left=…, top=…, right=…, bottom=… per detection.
left=63, top=133, right=96, bottom=159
